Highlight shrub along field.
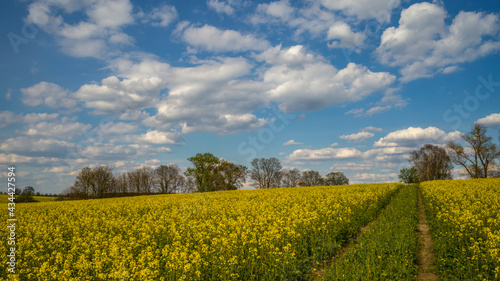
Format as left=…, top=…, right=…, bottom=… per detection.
left=0, top=183, right=399, bottom=280
left=0, top=194, right=58, bottom=204
left=421, top=178, right=500, bottom=280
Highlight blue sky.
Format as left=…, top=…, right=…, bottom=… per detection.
left=1, top=0, right=500, bottom=193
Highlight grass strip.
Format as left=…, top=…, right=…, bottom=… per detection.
left=321, top=184, right=419, bottom=281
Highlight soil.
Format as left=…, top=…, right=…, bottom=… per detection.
left=416, top=190, right=438, bottom=281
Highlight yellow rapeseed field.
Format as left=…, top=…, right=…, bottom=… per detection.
left=421, top=178, right=500, bottom=280
left=1, top=183, right=399, bottom=280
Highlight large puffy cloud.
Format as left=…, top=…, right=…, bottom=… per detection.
left=181, top=24, right=271, bottom=52
left=149, top=56, right=268, bottom=134
left=75, top=45, right=395, bottom=134
left=477, top=113, right=500, bottom=127
left=373, top=126, right=461, bottom=148
left=252, top=0, right=398, bottom=47
left=25, top=0, right=135, bottom=58
left=21, top=82, right=77, bottom=108
left=258, top=45, right=395, bottom=112
left=75, top=59, right=170, bottom=114
left=377, top=2, right=500, bottom=81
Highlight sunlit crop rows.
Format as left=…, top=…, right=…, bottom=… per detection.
left=421, top=178, right=500, bottom=280
left=1, top=183, right=399, bottom=280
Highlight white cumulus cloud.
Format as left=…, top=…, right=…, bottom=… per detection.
left=377, top=2, right=500, bottom=81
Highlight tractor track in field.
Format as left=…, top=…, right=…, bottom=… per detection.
left=308, top=191, right=396, bottom=281
left=416, top=189, right=438, bottom=281
left=309, top=223, right=374, bottom=280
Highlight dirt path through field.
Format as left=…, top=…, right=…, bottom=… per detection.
left=416, top=189, right=438, bottom=281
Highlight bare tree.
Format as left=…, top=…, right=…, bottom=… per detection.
left=282, top=168, right=301, bottom=187
left=71, top=166, right=115, bottom=198
left=115, top=172, right=129, bottom=194
left=299, top=170, right=323, bottom=186
left=156, top=164, right=184, bottom=194
left=410, top=144, right=453, bottom=182
left=180, top=176, right=197, bottom=193
left=447, top=123, right=500, bottom=178
left=127, top=166, right=155, bottom=194
left=74, top=167, right=93, bottom=199
left=92, top=166, right=116, bottom=198
left=250, top=158, right=282, bottom=189
left=127, top=169, right=142, bottom=194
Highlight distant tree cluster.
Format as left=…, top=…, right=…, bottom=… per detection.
left=249, top=158, right=349, bottom=189
left=66, top=153, right=350, bottom=199
left=65, top=164, right=197, bottom=199
left=400, top=123, right=500, bottom=183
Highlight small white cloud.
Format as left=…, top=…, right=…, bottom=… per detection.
left=156, top=147, right=173, bottom=153
left=0, top=137, right=76, bottom=158
left=5, top=89, right=12, bottom=101
left=320, top=0, right=400, bottom=22
left=21, top=82, right=76, bottom=108
left=327, top=22, right=365, bottom=49
left=19, top=117, right=92, bottom=140
left=353, top=172, right=398, bottom=182
left=144, top=4, right=178, bottom=27
left=100, top=122, right=139, bottom=134
left=362, top=126, right=383, bottom=132
left=339, top=131, right=374, bottom=142
left=256, top=0, right=294, bottom=21
left=330, top=142, right=338, bottom=147
left=207, top=0, right=235, bottom=16
left=283, top=139, right=303, bottom=146
left=182, top=24, right=271, bottom=52
left=346, top=91, right=407, bottom=117
left=132, top=130, right=184, bottom=145
left=287, top=147, right=363, bottom=163
left=330, top=162, right=373, bottom=171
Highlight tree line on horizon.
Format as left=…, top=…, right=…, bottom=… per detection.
left=399, top=123, right=500, bottom=184
left=63, top=155, right=349, bottom=200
